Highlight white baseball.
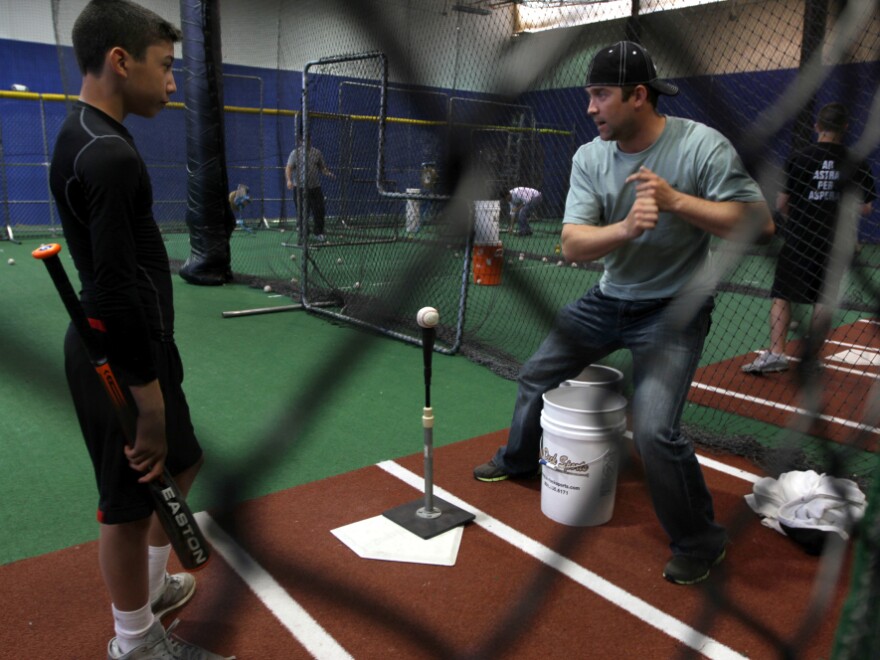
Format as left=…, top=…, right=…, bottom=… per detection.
left=417, top=306, right=439, bottom=328
left=263, top=285, right=272, bottom=293
left=7, top=258, right=14, bottom=265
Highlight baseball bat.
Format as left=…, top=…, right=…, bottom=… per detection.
left=416, top=307, right=439, bottom=514
left=417, top=308, right=437, bottom=408
left=32, top=243, right=210, bottom=570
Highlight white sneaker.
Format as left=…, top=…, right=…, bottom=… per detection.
left=151, top=573, right=196, bottom=619
left=108, top=620, right=166, bottom=660
left=742, top=351, right=789, bottom=374
left=107, top=619, right=235, bottom=660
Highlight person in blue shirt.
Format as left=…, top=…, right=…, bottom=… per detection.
left=474, top=41, right=774, bottom=586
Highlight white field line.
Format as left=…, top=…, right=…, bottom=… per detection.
left=195, top=511, right=355, bottom=660
left=690, top=381, right=879, bottom=435
left=825, top=339, right=880, bottom=350
left=192, top=443, right=760, bottom=658
left=819, top=362, right=880, bottom=377
left=697, top=452, right=762, bottom=483
left=823, top=340, right=880, bottom=369
left=378, top=460, right=747, bottom=660
left=620, top=430, right=763, bottom=484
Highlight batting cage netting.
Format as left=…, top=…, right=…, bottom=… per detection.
left=0, top=0, right=878, bottom=656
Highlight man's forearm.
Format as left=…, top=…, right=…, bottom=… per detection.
left=561, top=222, right=630, bottom=262
left=672, top=195, right=773, bottom=240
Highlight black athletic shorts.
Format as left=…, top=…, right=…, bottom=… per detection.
left=64, top=324, right=203, bottom=525
left=770, top=240, right=831, bottom=305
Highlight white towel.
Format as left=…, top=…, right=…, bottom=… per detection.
left=744, top=470, right=866, bottom=540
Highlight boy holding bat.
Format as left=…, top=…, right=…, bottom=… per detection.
left=48, top=1, right=230, bottom=657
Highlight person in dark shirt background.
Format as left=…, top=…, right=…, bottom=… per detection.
left=743, top=102, right=876, bottom=374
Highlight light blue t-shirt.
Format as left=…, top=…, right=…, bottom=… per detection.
left=563, top=117, right=765, bottom=299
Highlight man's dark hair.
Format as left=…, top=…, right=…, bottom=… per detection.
left=72, top=0, right=182, bottom=75
left=816, top=102, right=849, bottom=134
left=620, top=84, right=659, bottom=108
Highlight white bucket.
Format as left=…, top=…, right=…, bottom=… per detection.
left=473, top=200, right=500, bottom=244
left=540, top=385, right=627, bottom=526
left=562, top=364, right=624, bottom=393
left=405, top=188, right=420, bottom=232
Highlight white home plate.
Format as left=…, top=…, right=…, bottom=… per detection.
left=828, top=348, right=880, bottom=366
left=331, top=515, right=464, bottom=566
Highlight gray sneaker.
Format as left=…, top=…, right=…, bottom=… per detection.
left=473, top=459, right=540, bottom=482
left=663, top=548, right=726, bottom=585
left=473, top=460, right=511, bottom=482
left=151, top=573, right=196, bottom=619
left=107, top=619, right=235, bottom=660
left=741, top=352, right=789, bottom=374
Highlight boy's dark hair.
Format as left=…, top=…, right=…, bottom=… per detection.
left=72, top=0, right=182, bottom=75
left=816, top=102, right=849, bottom=134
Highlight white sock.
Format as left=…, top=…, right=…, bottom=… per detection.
left=148, top=544, right=172, bottom=602
left=112, top=602, right=156, bottom=653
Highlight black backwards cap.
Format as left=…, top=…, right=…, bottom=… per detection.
left=586, top=41, right=679, bottom=96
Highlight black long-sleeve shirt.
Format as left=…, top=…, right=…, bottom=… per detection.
left=49, top=101, right=174, bottom=384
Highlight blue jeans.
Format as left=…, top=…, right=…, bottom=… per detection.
left=493, top=284, right=726, bottom=558
left=514, top=194, right=542, bottom=233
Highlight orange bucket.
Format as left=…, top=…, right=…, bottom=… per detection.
left=472, top=243, right=503, bottom=285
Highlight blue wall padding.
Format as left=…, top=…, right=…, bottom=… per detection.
left=0, top=38, right=877, bottom=240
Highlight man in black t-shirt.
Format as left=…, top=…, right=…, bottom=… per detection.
left=48, top=2, right=230, bottom=657
left=743, top=103, right=876, bottom=374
